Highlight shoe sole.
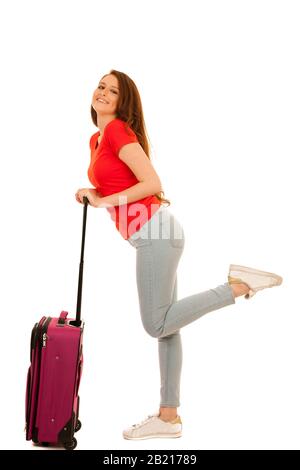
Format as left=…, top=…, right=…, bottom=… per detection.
left=229, top=264, right=283, bottom=285
left=123, top=432, right=182, bottom=440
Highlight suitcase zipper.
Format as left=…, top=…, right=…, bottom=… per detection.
left=32, top=316, right=52, bottom=440
left=40, top=317, right=51, bottom=346
left=30, top=323, right=39, bottom=361
left=26, top=316, right=47, bottom=438
left=26, top=316, right=52, bottom=440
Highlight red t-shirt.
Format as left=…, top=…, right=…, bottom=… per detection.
left=88, top=118, right=161, bottom=240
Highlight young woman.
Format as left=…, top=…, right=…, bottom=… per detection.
left=75, top=70, right=283, bottom=440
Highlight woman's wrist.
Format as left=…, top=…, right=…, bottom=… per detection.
left=97, top=196, right=113, bottom=208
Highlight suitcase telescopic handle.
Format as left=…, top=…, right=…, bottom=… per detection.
left=73, top=196, right=89, bottom=327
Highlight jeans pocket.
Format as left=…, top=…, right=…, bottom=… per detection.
left=161, top=215, right=185, bottom=249
left=170, top=233, right=185, bottom=249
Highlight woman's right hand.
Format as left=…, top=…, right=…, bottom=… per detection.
left=75, top=188, right=102, bottom=206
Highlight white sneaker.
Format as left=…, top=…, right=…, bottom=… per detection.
left=123, top=413, right=182, bottom=440
left=228, top=264, right=283, bottom=299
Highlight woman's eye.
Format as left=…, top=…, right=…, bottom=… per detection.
left=97, top=85, right=117, bottom=95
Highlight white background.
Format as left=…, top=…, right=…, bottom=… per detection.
left=0, top=0, right=299, bottom=450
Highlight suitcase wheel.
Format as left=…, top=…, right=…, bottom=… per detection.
left=63, top=437, right=77, bottom=451
left=75, top=419, right=82, bottom=433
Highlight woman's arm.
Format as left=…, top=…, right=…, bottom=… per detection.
left=97, top=181, right=161, bottom=207
left=97, top=142, right=162, bottom=208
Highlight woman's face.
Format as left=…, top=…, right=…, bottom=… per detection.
left=92, top=74, right=119, bottom=118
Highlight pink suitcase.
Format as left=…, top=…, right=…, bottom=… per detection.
left=25, top=197, right=89, bottom=450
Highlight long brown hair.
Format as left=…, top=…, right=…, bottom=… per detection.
left=91, top=69, right=171, bottom=207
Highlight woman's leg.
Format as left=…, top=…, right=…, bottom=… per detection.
left=158, top=276, right=182, bottom=414
left=128, top=208, right=236, bottom=408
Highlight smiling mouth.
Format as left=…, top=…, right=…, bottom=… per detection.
left=97, top=98, right=108, bottom=104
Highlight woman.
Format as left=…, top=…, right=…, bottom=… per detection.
left=75, top=70, right=283, bottom=440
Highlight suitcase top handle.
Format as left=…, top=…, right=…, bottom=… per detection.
left=58, top=311, right=68, bottom=325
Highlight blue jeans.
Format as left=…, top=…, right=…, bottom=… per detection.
left=127, top=206, right=235, bottom=407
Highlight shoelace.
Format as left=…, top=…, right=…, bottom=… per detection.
left=132, top=414, right=157, bottom=428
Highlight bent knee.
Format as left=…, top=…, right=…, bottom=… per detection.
left=142, top=321, right=162, bottom=338
left=143, top=326, right=161, bottom=338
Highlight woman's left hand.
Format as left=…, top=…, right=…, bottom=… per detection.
left=75, top=188, right=101, bottom=207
